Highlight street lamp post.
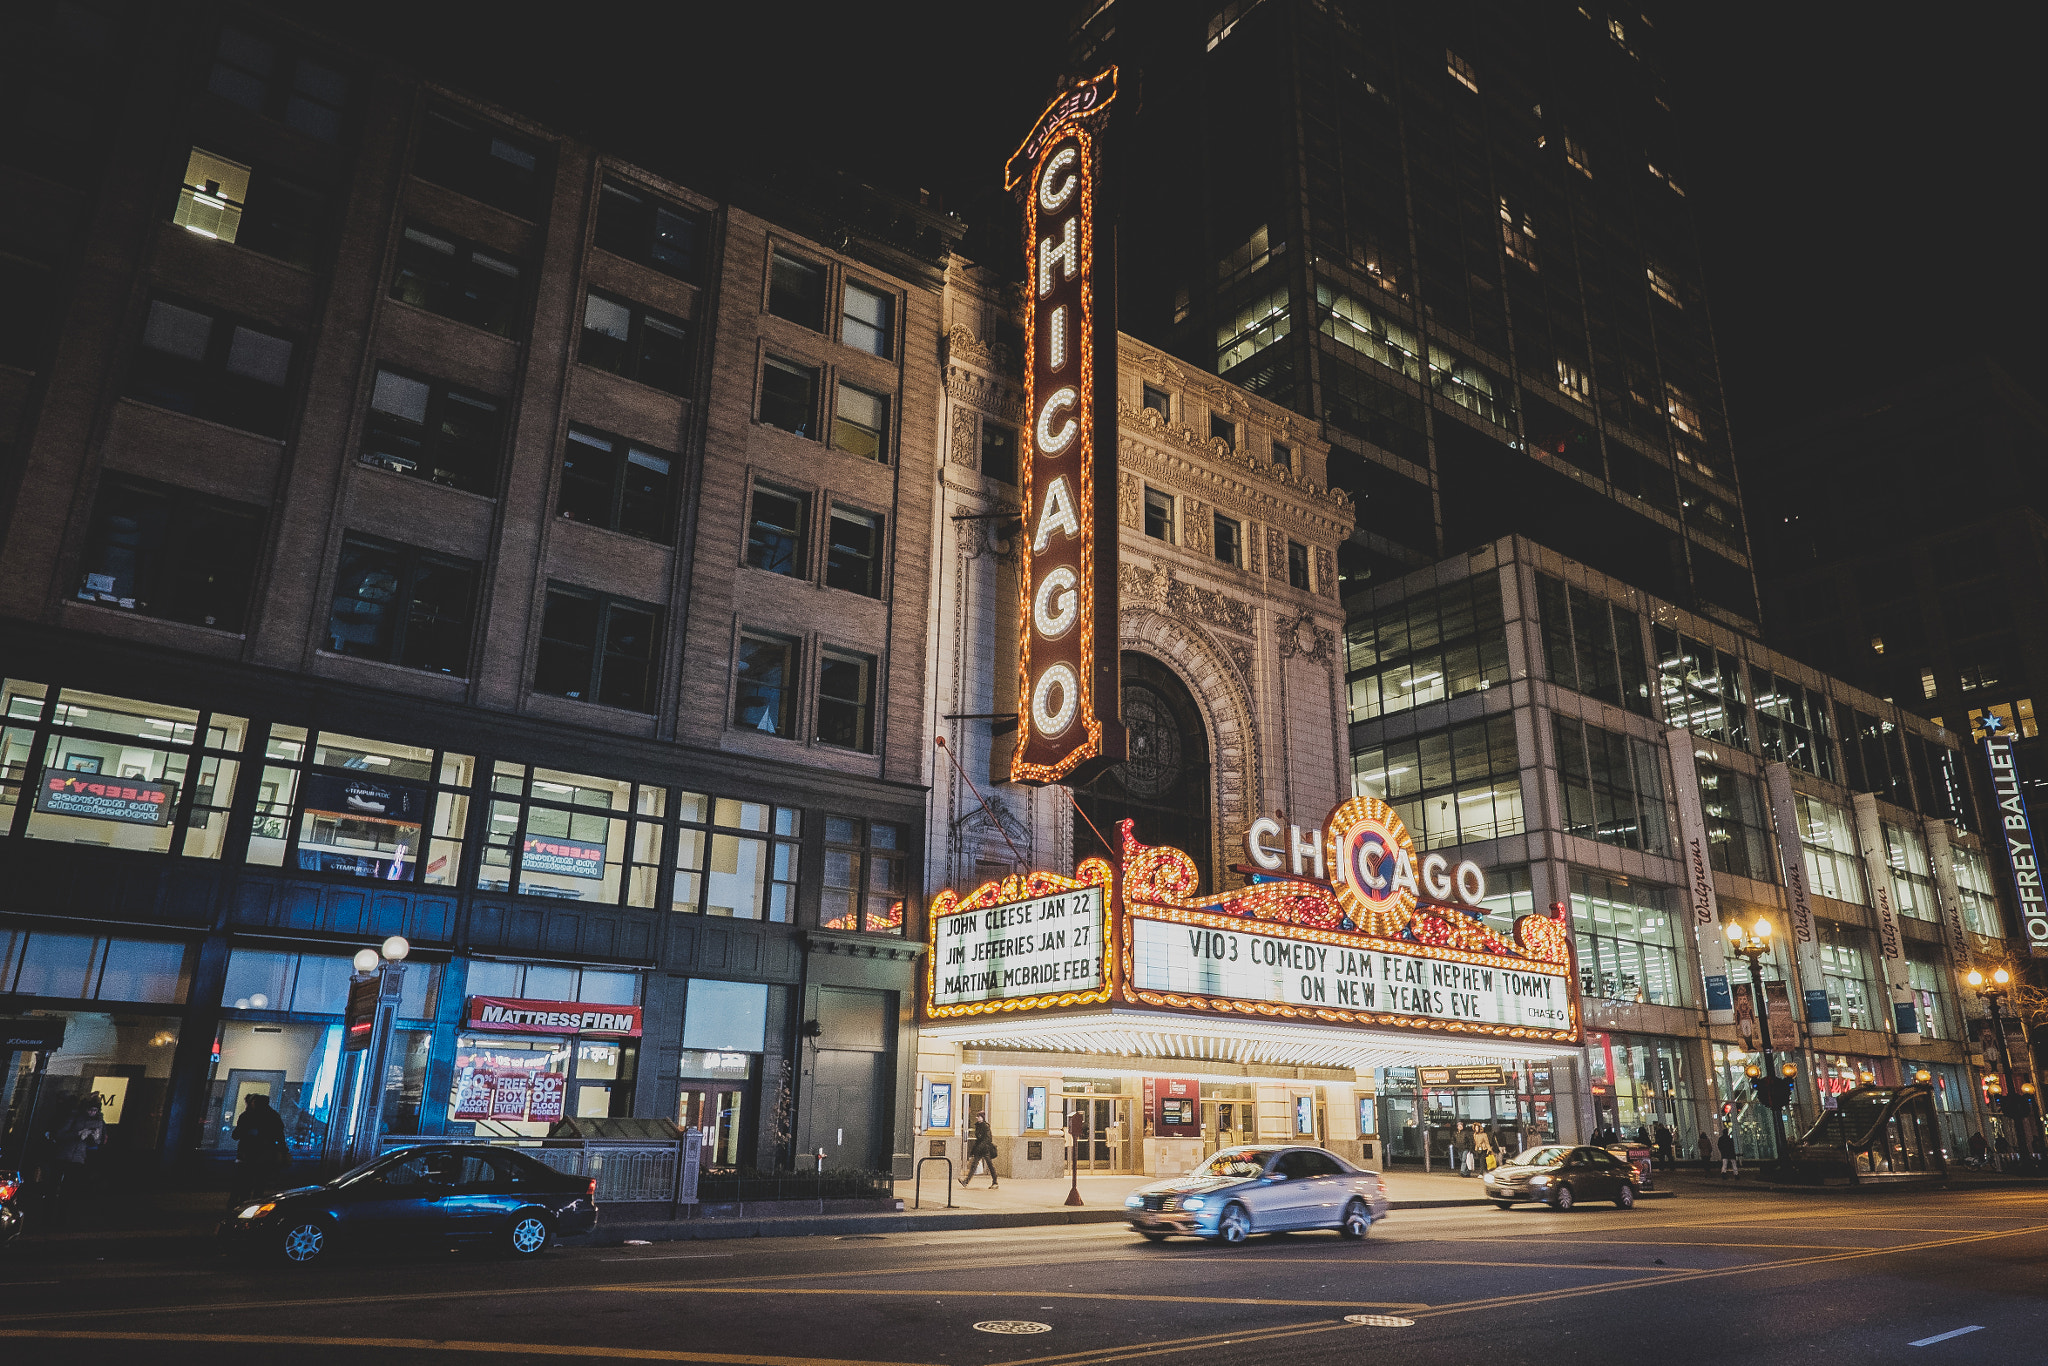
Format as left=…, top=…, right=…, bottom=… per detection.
left=342, top=936, right=410, bottom=1169
left=1724, top=917, right=1796, bottom=1168
left=1965, top=967, right=2033, bottom=1169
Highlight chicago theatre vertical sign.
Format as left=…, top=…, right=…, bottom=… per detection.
left=1006, top=69, right=1125, bottom=785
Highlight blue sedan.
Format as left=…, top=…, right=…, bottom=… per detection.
left=1125, top=1145, right=1390, bottom=1244
left=220, top=1143, right=599, bottom=1265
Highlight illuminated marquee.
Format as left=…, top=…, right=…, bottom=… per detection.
left=1008, top=68, right=1123, bottom=785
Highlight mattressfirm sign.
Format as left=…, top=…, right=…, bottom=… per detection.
left=932, top=885, right=1106, bottom=1007
left=1130, top=914, right=1571, bottom=1033
left=464, top=997, right=642, bottom=1037
left=1985, top=731, right=2048, bottom=956
left=1009, top=69, right=1122, bottom=786
left=37, top=771, right=175, bottom=825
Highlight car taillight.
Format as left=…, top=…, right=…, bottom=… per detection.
left=0, top=1181, right=17, bottom=1203
left=585, top=1178, right=598, bottom=1200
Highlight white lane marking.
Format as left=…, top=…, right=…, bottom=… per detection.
left=1910, top=1326, right=1985, bottom=1347
left=601, top=1252, right=737, bottom=1262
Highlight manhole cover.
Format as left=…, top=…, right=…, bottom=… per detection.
left=974, top=1321, right=1052, bottom=1335
left=1343, top=1315, right=1416, bottom=1328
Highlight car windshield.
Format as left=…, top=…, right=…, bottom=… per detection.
left=1197, top=1148, right=1272, bottom=1179
left=1513, top=1146, right=1571, bottom=1168
left=332, top=1152, right=406, bottom=1186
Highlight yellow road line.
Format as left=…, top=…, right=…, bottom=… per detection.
left=0, top=1330, right=933, bottom=1366
left=622, top=1286, right=1432, bottom=1310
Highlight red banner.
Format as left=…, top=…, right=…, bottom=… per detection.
left=463, top=997, right=642, bottom=1037
left=489, top=1072, right=532, bottom=1121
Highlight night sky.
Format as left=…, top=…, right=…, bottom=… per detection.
left=310, top=2, right=2043, bottom=454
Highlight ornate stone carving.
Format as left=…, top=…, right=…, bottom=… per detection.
left=950, top=406, right=977, bottom=470
left=1119, top=471, right=1141, bottom=530
left=1315, top=545, right=1337, bottom=599
left=943, top=367, right=1026, bottom=423
left=1165, top=574, right=1255, bottom=637
left=947, top=324, right=992, bottom=368
left=1265, top=528, right=1288, bottom=580
left=1181, top=497, right=1209, bottom=554
left=1274, top=609, right=1337, bottom=666
left=1115, top=398, right=1353, bottom=522
left=1119, top=560, right=1169, bottom=605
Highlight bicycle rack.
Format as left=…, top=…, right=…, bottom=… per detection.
left=914, top=1155, right=954, bottom=1209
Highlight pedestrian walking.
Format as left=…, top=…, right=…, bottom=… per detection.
left=1696, top=1130, right=1714, bottom=1172
left=1653, top=1121, right=1675, bottom=1172
left=1456, top=1122, right=1476, bottom=1176
left=1473, top=1125, right=1493, bottom=1173
left=1717, top=1126, right=1739, bottom=1179
left=44, top=1093, right=105, bottom=1228
left=959, top=1112, right=999, bottom=1188
left=231, top=1092, right=289, bottom=1203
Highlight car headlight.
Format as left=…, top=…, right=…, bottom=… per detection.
left=237, top=1201, right=276, bottom=1220
left=1181, top=1196, right=1207, bottom=1211
left=1125, top=1194, right=1144, bottom=1208
left=1527, top=1176, right=1549, bottom=1187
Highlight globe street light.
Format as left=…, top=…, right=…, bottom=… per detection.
left=1725, top=916, right=1794, bottom=1166
left=1965, top=967, right=2032, bottom=1167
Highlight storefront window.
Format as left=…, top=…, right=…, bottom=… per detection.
left=481, top=763, right=662, bottom=905
left=220, top=948, right=438, bottom=1020
left=822, top=815, right=907, bottom=933
left=20, top=1012, right=183, bottom=1157
left=5, top=681, right=245, bottom=858
left=1884, top=820, right=1936, bottom=922
left=1376, top=1064, right=1556, bottom=1165
left=451, top=1031, right=637, bottom=1136
left=1570, top=869, right=1685, bottom=1006
left=1812, top=1053, right=1889, bottom=1108
left=1587, top=1031, right=1699, bottom=1151
left=1708, top=1043, right=1775, bottom=1160
left=1815, top=919, right=1878, bottom=1032
left=248, top=725, right=473, bottom=884
left=1, top=931, right=190, bottom=1004
left=673, top=795, right=800, bottom=920
left=1796, top=792, right=1866, bottom=904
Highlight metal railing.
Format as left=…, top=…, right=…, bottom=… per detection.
left=379, top=1135, right=698, bottom=1206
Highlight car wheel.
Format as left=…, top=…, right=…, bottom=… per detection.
left=505, top=1209, right=552, bottom=1257
left=1614, top=1182, right=1636, bottom=1210
left=1339, top=1198, right=1371, bottom=1240
left=1139, top=1231, right=1170, bottom=1242
left=1550, top=1184, right=1574, bottom=1212
left=1215, top=1203, right=1252, bottom=1245
left=278, top=1218, right=330, bottom=1266
left=1492, top=1200, right=1515, bottom=1210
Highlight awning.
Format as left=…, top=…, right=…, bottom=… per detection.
left=920, top=1008, right=1577, bottom=1073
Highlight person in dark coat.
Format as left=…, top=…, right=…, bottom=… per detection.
left=45, top=1094, right=105, bottom=1228
left=1696, top=1130, right=1715, bottom=1172
left=1653, top=1122, right=1675, bottom=1172
left=231, top=1092, right=289, bottom=1202
left=1717, top=1126, right=1739, bottom=1179
left=1969, top=1131, right=1989, bottom=1166
left=959, top=1112, right=998, bottom=1188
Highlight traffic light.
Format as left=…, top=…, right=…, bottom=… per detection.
left=1756, top=1075, right=1793, bottom=1108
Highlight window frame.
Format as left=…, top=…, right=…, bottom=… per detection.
left=205, top=22, right=351, bottom=144
left=479, top=762, right=665, bottom=908
left=817, top=648, right=877, bottom=753
left=534, top=586, right=661, bottom=713
left=388, top=221, right=526, bottom=338
left=831, top=381, right=890, bottom=463
left=767, top=249, right=828, bottom=330
left=821, top=814, right=911, bottom=935
left=410, top=104, right=546, bottom=220
left=671, top=796, right=801, bottom=921
left=745, top=483, right=811, bottom=578
left=758, top=354, right=819, bottom=437
left=593, top=175, right=707, bottom=283
left=360, top=364, right=505, bottom=495
left=825, top=504, right=885, bottom=598
left=1143, top=486, right=1176, bottom=543
left=733, top=630, right=799, bottom=739
left=1286, top=540, right=1310, bottom=591
left=577, top=288, right=693, bottom=396
left=325, top=533, right=478, bottom=677
left=75, top=475, right=267, bottom=634
left=979, top=418, right=1018, bottom=484
left=129, top=295, right=297, bottom=438
left=556, top=424, right=676, bottom=543
left=1141, top=385, right=1171, bottom=420
left=840, top=278, right=895, bottom=359
left=1213, top=513, right=1242, bottom=568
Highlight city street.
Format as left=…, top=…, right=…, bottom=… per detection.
left=3, top=1182, right=2045, bottom=1365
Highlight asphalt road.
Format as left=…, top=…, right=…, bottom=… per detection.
left=3, top=1183, right=2045, bottom=1365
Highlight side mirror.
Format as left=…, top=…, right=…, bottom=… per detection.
left=1267, top=1172, right=1288, bottom=1182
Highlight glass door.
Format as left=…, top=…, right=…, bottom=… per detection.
left=679, top=1087, right=744, bottom=1167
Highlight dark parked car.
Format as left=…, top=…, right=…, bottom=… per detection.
left=220, top=1143, right=598, bottom=1264
left=1483, top=1144, right=1640, bottom=1210
left=1124, top=1145, right=1389, bottom=1244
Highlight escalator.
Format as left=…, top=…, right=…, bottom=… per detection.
left=1786, top=1083, right=1948, bottom=1185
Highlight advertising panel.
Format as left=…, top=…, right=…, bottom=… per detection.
left=1764, top=762, right=1833, bottom=1035
left=36, top=770, right=176, bottom=825
left=1666, top=733, right=1736, bottom=1024
left=301, top=771, right=427, bottom=823
left=1984, top=728, right=2048, bottom=957
left=452, top=1067, right=495, bottom=1121
left=527, top=1072, right=568, bottom=1125
left=1851, top=792, right=1921, bottom=1041
left=931, top=884, right=1106, bottom=1008
left=520, top=836, right=607, bottom=880
left=1008, top=67, right=1123, bottom=785
left=1143, top=1077, right=1200, bottom=1137
left=462, top=997, right=643, bottom=1037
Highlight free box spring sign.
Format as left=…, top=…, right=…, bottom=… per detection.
left=520, top=835, right=606, bottom=879
left=926, top=860, right=1116, bottom=1016
left=37, top=770, right=176, bottom=825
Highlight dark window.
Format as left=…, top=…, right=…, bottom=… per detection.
left=746, top=485, right=808, bottom=576
left=207, top=24, right=349, bottom=143
left=832, top=383, right=887, bottom=461
left=128, top=298, right=294, bottom=436
left=768, top=250, right=826, bottom=329
left=821, top=815, right=907, bottom=934
left=1144, top=487, right=1174, bottom=542
left=1553, top=716, right=1670, bottom=854
left=593, top=177, right=705, bottom=281
left=327, top=535, right=476, bottom=675
left=1287, top=540, right=1310, bottom=590
left=412, top=107, right=543, bottom=218
left=759, top=356, right=817, bottom=436
left=1543, top=575, right=1652, bottom=716
left=818, top=650, right=874, bottom=751
left=389, top=223, right=524, bottom=337
left=826, top=507, right=883, bottom=597
left=1210, top=414, right=1236, bottom=449
left=1271, top=441, right=1292, bottom=470
left=0, top=253, right=58, bottom=370
left=75, top=477, right=264, bottom=631
left=842, top=280, right=893, bottom=357
left=361, top=367, right=503, bottom=494
left=734, top=632, right=795, bottom=736
left=1214, top=514, right=1242, bottom=567
left=1142, top=384, right=1171, bottom=419
left=1697, top=760, right=1775, bottom=882
left=980, top=420, right=1017, bottom=484
left=579, top=290, right=691, bottom=395
left=557, top=427, right=673, bottom=541
left=535, top=588, right=658, bottom=711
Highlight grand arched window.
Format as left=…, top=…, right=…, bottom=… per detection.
left=1072, top=652, right=1212, bottom=886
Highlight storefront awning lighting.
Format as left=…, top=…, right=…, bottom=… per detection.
left=920, top=1009, right=1575, bottom=1073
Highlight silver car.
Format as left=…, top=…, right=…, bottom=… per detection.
left=1124, top=1145, right=1390, bottom=1244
